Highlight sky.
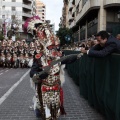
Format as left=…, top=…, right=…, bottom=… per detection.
left=41, top=0, right=63, bottom=31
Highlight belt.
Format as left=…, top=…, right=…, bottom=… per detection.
left=42, top=84, right=60, bottom=92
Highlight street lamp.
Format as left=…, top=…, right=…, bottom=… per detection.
left=117, top=11, right=120, bottom=22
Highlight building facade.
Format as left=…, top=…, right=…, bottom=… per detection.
left=65, top=0, right=120, bottom=41
left=36, top=0, right=46, bottom=22
left=50, top=23, right=55, bottom=33
left=46, top=20, right=55, bottom=34
left=60, top=0, right=69, bottom=28
left=0, top=0, right=36, bottom=38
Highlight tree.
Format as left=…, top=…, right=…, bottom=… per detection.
left=56, top=27, right=73, bottom=46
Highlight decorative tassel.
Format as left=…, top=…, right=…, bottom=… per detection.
left=60, top=105, right=66, bottom=115
left=60, top=88, right=66, bottom=115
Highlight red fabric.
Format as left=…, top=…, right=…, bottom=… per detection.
left=47, top=60, right=52, bottom=65
left=41, top=85, right=59, bottom=92
left=35, top=53, right=42, bottom=59
left=11, top=57, right=13, bottom=62
left=60, top=88, right=63, bottom=105
left=52, top=51, right=62, bottom=57
left=60, top=87, right=66, bottom=115
left=37, top=31, right=46, bottom=40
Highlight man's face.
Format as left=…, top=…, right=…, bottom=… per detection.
left=116, top=35, right=120, bottom=40
left=96, top=36, right=107, bottom=46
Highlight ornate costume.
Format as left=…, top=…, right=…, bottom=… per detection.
left=23, top=16, right=81, bottom=120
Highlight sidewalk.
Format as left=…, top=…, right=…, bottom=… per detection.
left=59, top=70, right=105, bottom=120
left=0, top=70, right=105, bottom=120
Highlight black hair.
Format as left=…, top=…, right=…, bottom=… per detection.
left=96, top=31, right=110, bottom=39
left=34, top=23, right=42, bottom=29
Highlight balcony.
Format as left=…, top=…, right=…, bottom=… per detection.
left=75, top=0, right=100, bottom=24
left=72, top=6, right=76, bottom=13
left=27, top=0, right=32, bottom=2
left=69, top=2, right=73, bottom=11
left=22, top=4, right=32, bottom=10
left=76, top=12, right=81, bottom=23
left=2, top=2, right=22, bottom=7
left=23, top=0, right=32, bottom=3
left=69, top=20, right=76, bottom=28
left=76, top=0, right=80, bottom=6
left=104, top=0, right=120, bottom=8
left=68, top=13, right=74, bottom=22
left=22, top=12, right=32, bottom=17
left=33, top=5, right=36, bottom=9
left=1, top=10, right=22, bottom=15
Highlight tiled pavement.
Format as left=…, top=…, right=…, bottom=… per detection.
left=58, top=71, right=105, bottom=120
left=0, top=69, right=105, bottom=120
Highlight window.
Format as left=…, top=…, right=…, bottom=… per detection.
left=11, top=15, right=15, bottom=20
left=2, top=6, right=5, bottom=10
left=38, top=10, right=43, bottom=12
left=12, top=0, right=16, bottom=2
left=38, top=7, right=42, bottom=9
left=82, top=0, right=88, bottom=7
left=2, top=15, right=5, bottom=19
left=11, top=7, right=16, bottom=11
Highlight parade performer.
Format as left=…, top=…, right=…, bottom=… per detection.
left=23, top=16, right=82, bottom=120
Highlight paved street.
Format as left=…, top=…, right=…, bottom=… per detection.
left=0, top=68, right=105, bottom=120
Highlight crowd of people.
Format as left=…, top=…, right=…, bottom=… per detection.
left=62, top=39, right=98, bottom=51
left=62, top=33, right=120, bottom=53
left=0, top=33, right=120, bottom=68
left=0, top=38, right=41, bottom=68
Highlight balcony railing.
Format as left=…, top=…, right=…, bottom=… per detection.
left=22, top=12, right=32, bottom=17
left=72, top=6, right=76, bottom=13
left=104, top=0, right=120, bottom=7
left=22, top=4, right=32, bottom=10
left=23, top=0, right=32, bottom=3
left=27, top=0, right=32, bottom=2
left=2, top=1, right=22, bottom=7
left=69, top=2, right=73, bottom=11
left=68, top=14, right=74, bottom=23
left=76, top=0, right=80, bottom=6
left=75, top=0, right=100, bottom=24
left=75, top=11, right=81, bottom=23
left=69, top=20, right=76, bottom=28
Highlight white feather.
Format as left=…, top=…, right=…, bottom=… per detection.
left=60, top=64, right=66, bottom=86
left=28, top=59, right=33, bottom=67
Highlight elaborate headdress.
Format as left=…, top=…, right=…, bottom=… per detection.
left=23, top=16, right=61, bottom=57
left=23, top=16, right=43, bottom=35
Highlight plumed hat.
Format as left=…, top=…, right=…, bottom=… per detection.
left=23, top=16, right=43, bottom=35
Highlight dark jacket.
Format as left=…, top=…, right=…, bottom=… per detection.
left=88, top=36, right=120, bottom=57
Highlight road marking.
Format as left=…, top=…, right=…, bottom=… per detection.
left=0, top=69, right=30, bottom=105
left=0, top=69, right=8, bottom=73
left=0, top=73, right=3, bottom=75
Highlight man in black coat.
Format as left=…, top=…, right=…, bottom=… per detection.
left=81, top=31, right=120, bottom=57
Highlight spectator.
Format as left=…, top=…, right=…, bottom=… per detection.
left=81, top=31, right=120, bottom=57
left=116, top=34, right=120, bottom=40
